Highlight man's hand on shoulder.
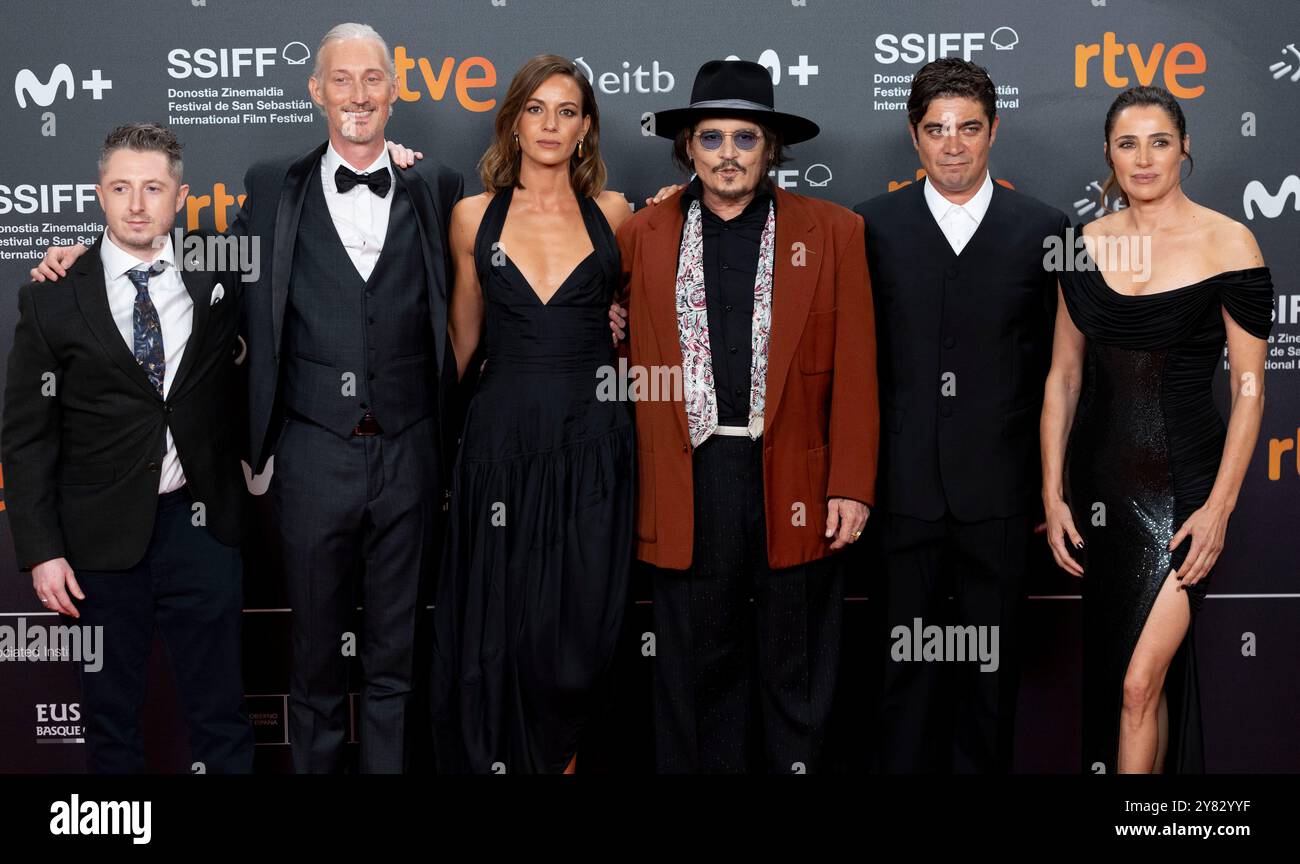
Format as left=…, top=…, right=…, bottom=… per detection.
left=387, top=141, right=423, bottom=170
left=30, top=243, right=87, bottom=283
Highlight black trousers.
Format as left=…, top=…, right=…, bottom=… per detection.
left=75, top=486, right=252, bottom=773
left=274, top=415, right=438, bottom=774
left=649, top=434, right=843, bottom=774
left=877, top=510, right=1030, bottom=773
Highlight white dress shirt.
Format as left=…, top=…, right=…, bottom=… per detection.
left=320, top=141, right=393, bottom=281
left=923, top=170, right=994, bottom=255
left=100, top=230, right=193, bottom=494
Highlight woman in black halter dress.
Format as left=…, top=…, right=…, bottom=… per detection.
left=432, top=57, right=634, bottom=774
left=1042, top=86, right=1273, bottom=774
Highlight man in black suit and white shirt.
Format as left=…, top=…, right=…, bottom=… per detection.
left=3, top=123, right=252, bottom=773
left=853, top=59, right=1069, bottom=773
left=230, top=23, right=461, bottom=774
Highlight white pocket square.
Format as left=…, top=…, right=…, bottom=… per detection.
left=210, top=283, right=224, bottom=305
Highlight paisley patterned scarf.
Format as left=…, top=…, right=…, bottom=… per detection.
left=674, top=198, right=776, bottom=447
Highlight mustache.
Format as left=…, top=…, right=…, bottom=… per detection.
left=713, top=160, right=745, bottom=172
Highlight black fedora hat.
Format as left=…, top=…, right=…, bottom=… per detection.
left=652, top=59, right=820, bottom=144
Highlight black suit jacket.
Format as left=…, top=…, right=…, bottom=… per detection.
left=2, top=235, right=247, bottom=571
left=232, top=142, right=464, bottom=474
left=853, top=180, right=1069, bottom=521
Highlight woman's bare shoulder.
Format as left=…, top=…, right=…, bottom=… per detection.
left=595, top=189, right=632, bottom=232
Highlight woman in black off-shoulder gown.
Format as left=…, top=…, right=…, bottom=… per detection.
left=1055, top=258, right=1274, bottom=773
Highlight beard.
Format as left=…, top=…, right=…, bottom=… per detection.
left=337, top=105, right=383, bottom=143
left=705, top=160, right=760, bottom=201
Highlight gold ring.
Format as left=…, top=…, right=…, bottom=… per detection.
left=851, top=530, right=862, bottom=540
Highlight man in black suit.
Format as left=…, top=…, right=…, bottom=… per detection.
left=231, top=23, right=461, bottom=774
left=853, top=59, right=1069, bottom=773
left=3, top=123, right=252, bottom=773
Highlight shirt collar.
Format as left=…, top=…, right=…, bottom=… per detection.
left=680, top=174, right=775, bottom=218
left=323, top=140, right=391, bottom=179
left=923, top=169, right=994, bottom=225
left=100, top=227, right=177, bottom=280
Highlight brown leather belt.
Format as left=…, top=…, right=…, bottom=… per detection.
left=352, top=411, right=383, bottom=437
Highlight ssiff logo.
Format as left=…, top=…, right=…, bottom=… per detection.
left=874, top=28, right=1019, bottom=64
left=1074, top=33, right=1206, bottom=99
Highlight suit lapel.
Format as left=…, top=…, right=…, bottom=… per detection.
left=167, top=254, right=213, bottom=401
left=642, top=198, right=690, bottom=447
left=271, top=142, right=327, bottom=358
left=71, top=240, right=161, bottom=401
left=390, top=164, right=449, bottom=377
left=762, top=188, right=822, bottom=429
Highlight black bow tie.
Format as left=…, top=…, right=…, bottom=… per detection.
left=334, top=164, right=392, bottom=197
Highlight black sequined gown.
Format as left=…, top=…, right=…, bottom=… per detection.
left=1059, top=251, right=1273, bottom=774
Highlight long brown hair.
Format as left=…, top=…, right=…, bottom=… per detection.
left=1098, top=85, right=1193, bottom=211
left=477, top=55, right=606, bottom=197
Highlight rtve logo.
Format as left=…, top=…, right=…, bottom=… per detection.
left=1074, top=33, right=1207, bottom=99
left=1268, top=427, right=1300, bottom=481
left=14, top=64, right=113, bottom=107
left=394, top=46, right=496, bottom=112
left=186, top=183, right=246, bottom=232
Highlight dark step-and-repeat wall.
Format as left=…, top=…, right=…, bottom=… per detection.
left=0, top=0, right=1296, bottom=772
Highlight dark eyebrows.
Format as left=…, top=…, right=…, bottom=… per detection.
left=922, top=119, right=984, bottom=130
left=1114, top=131, right=1175, bottom=141
left=527, top=97, right=580, bottom=109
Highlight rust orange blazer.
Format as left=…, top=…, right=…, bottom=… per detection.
left=616, top=186, right=879, bottom=571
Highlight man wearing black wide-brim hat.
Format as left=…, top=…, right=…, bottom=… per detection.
left=616, top=60, right=880, bottom=773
